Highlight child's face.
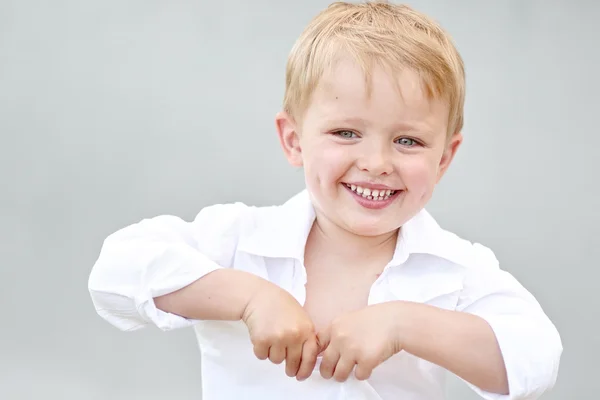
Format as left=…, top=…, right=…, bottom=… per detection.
left=277, top=59, right=462, bottom=237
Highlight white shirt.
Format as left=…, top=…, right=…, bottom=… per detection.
left=88, top=189, right=562, bottom=400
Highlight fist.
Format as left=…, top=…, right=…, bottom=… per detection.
left=317, top=303, right=404, bottom=382
left=242, top=283, right=320, bottom=380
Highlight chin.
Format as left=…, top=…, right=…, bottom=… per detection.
left=342, top=218, right=400, bottom=238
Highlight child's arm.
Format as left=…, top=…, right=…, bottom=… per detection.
left=155, top=267, right=321, bottom=380
left=397, top=267, right=562, bottom=398
left=88, top=203, right=249, bottom=331
left=88, top=203, right=320, bottom=379
left=318, top=246, right=562, bottom=399
left=396, top=302, right=510, bottom=395
left=447, top=262, right=563, bottom=399
left=153, top=268, right=268, bottom=321
left=317, top=301, right=509, bottom=393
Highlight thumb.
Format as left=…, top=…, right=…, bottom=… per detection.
left=316, top=326, right=331, bottom=355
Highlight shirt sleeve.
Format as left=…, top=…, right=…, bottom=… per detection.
left=456, top=243, right=563, bottom=400
left=88, top=202, right=249, bottom=332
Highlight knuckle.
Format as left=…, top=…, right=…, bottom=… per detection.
left=357, top=354, right=379, bottom=369
left=306, top=341, right=319, bottom=355
left=254, top=337, right=268, bottom=347
left=252, top=332, right=270, bottom=346
left=301, top=321, right=314, bottom=333
left=346, top=342, right=361, bottom=355
left=269, top=330, right=287, bottom=343
left=331, top=328, right=349, bottom=342
left=285, top=327, right=302, bottom=341
left=273, top=329, right=285, bottom=340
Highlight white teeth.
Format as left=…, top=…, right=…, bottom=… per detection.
left=344, top=184, right=397, bottom=201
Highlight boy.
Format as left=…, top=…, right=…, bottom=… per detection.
left=88, top=2, right=562, bottom=399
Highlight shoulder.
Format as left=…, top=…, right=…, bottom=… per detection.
left=190, top=190, right=311, bottom=243
left=192, top=201, right=254, bottom=231
left=422, top=214, right=531, bottom=299
left=407, top=209, right=500, bottom=272
left=439, top=228, right=500, bottom=271
left=190, top=200, right=274, bottom=240
left=191, top=190, right=314, bottom=260
left=410, top=212, right=535, bottom=306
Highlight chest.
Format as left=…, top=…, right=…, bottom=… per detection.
left=301, top=255, right=385, bottom=332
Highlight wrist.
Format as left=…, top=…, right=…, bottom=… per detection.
left=390, top=301, right=457, bottom=356
left=240, top=274, right=281, bottom=322
left=388, top=301, right=414, bottom=350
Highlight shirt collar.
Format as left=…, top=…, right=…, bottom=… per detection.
left=237, top=189, right=465, bottom=266
left=237, top=190, right=316, bottom=260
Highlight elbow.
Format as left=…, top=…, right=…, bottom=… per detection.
left=153, top=291, right=177, bottom=315
left=533, top=321, right=563, bottom=391
left=490, top=369, right=510, bottom=396
left=88, top=286, right=149, bottom=332
left=506, top=322, right=563, bottom=399
left=87, top=256, right=148, bottom=332
left=479, top=310, right=563, bottom=399
left=540, top=325, right=563, bottom=391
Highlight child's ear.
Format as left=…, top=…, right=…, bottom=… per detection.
left=275, top=111, right=303, bottom=167
left=436, top=131, right=463, bottom=183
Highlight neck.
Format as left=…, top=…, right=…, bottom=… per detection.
left=308, top=213, right=398, bottom=265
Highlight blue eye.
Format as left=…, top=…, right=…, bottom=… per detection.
left=334, top=130, right=357, bottom=139
left=396, top=137, right=417, bottom=146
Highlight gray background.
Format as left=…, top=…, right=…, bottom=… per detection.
left=1, top=0, right=598, bottom=399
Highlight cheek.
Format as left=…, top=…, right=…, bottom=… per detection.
left=400, top=157, right=439, bottom=193
left=303, top=144, right=352, bottom=185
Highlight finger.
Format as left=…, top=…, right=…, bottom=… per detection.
left=316, top=327, right=331, bottom=355
left=333, top=355, right=356, bottom=382
left=268, top=344, right=286, bottom=364
left=319, top=346, right=340, bottom=380
left=253, top=340, right=269, bottom=361
left=296, top=338, right=319, bottom=381
left=354, top=362, right=374, bottom=381
left=285, top=343, right=303, bottom=377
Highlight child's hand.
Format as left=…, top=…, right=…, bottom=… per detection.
left=242, top=282, right=319, bottom=380
left=317, top=303, right=404, bottom=382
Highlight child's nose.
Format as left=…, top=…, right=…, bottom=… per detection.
left=357, top=148, right=393, bottom=176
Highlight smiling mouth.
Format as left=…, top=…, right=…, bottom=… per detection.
left=343, top=183, right=399, bottom=201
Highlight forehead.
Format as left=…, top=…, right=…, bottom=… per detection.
left=305, top=59, right=449, bottom=134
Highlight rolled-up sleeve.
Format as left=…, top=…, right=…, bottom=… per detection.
left=88, top=203, right=248, bottom=332
left=457, top=244, right=563, bottom=399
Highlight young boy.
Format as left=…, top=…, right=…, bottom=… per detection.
left=88, top=2, right=562, bottom=399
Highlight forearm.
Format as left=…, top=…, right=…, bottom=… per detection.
left=395, top=301, right=509, bottom=395
left=154, top=269, right=268, bottom=321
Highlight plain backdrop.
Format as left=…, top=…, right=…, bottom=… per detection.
left=1, top=0, right=599, bottom=399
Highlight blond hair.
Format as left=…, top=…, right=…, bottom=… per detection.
left=283, top=1, right=465, bottom=136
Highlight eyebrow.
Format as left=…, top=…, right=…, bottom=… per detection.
left=325, top=117, right=368, bottom=129
left=323, top=116, right=437, bottom=136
